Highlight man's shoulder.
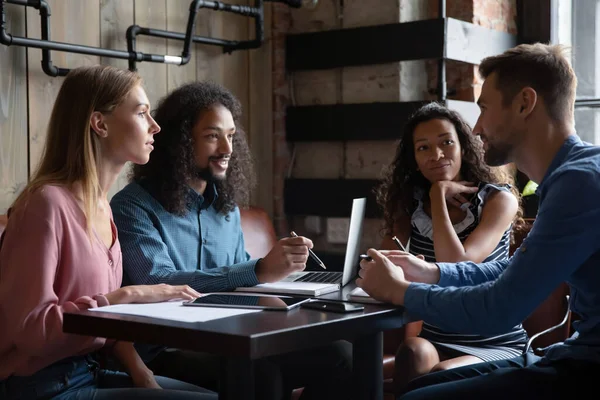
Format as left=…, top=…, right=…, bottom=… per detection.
left=111, top=181, right=153, bottom=205
left=110, top=181, right=164, bottom=216
left=554, top=142, right=600, bottom=179
left=545, top=143, right=600, bottom=198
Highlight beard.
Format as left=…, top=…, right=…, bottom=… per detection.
left=194, top=165, right=226, bottom=182
left=484, top=141, right=513, bottom=166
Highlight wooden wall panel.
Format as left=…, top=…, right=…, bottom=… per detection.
left=248, top=2, right=274, bottom=215
left=100, top=0, right=135, bottom=197
left=26, top=0, right=101, bottom=174
left=220, top=0, right=249, bottom=133
left=134, top=0, right=167, bottom=109
left=1, top=0, right=272, bottom=214
left=0, top=4, right=28, bottom=213
left=167, top=0, right=197, bottom=92
left=194, top=0, right=226, bottom=82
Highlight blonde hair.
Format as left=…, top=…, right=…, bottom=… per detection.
left=479, top=43, right=577, bottom=124
left=12, top=65, right=142, bottom=233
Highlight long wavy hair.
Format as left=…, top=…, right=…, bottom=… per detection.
left=11, top=65, right=142, bottom=235
left=131, top=81, right=255, bottom=216
left=375, top=102, right=523, bottom=237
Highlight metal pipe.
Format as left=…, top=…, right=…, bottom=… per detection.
left=1, top=0, right=185, bottom=76
left=437, top=0, right=447, bottom=102
left=0, top=0, right=15, bottom=46
left=2, top=0, right=302, bottom=76
left=575, top=99, right=600, bottom=108
left=126, top=0, right=265, bottom=70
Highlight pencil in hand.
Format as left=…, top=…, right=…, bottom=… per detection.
left=391, top=236, right=407, bottom=252
left=290, top=231, right=327, bottom=270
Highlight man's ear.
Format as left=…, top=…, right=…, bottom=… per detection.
left=517, top=87, right=537, bottom=118
left=90, top=111, right=108, bottom=138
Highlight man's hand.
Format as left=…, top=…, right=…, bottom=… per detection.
left=356, top=248, right=410, bottom=306
left=255, top=236, right=313, bottom=283
left=378, top=250, right=440, bottom=284
left=430, top=180, right=478, bottom=208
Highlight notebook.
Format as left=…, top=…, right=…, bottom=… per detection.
left=236, top=198, right=367, bottom=296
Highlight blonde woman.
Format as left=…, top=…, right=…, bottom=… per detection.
left=0, top=65, right=215, bottom=399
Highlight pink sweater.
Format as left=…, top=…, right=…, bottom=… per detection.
left=0, top=185, right=122, bottom=378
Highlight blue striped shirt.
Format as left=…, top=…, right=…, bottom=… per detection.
left=405, top=134, right=600, bottom=364
left=110, top=181, right=260, bottom=293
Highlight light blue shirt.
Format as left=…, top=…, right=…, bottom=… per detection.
left=405, top=134, right=600, bottom=364
left=110, top=181, right=260, bottom=293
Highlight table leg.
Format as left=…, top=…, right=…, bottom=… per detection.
left=219, top=357, right=254, bottom=400
left=353, top=331, right=383, bottom=400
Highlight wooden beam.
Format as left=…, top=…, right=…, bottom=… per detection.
left=516, top=0, right=552, bottom=44
left=284, top=179, right=381, bottom=218
left=286, top=18, right=517, bottom=71
left=445, top=18, right=518, bottom=65
left=286, top=19, right=444, bottom=71
left=286, top=99, right=480, bottom=141
left=286, top=101, right=427, bottom=141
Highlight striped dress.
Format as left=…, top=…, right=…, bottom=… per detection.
left=409, top=182, right=530, bottom=362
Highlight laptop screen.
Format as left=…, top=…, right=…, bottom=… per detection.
left=341, top=198, right=366, bottom=286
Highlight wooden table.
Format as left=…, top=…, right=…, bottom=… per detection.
left=63, top=295, right=407, bottom=400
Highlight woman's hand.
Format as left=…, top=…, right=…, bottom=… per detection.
left=111, top=341, right=162, bottom=389
left=106, top=284, right=201, bottom=305
left=132, top=369, right=162, bottom=389
left=430, top=181, right=478, bottom=208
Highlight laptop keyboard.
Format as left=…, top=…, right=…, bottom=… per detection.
left=294, top=272, right=343, bottom=284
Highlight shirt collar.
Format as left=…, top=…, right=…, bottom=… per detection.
left=536, top=134, right=581, bottom=196
left=185, top=182, right=218, bottom=211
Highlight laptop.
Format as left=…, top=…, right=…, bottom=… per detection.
left=236, top=198, right=366, bottom=296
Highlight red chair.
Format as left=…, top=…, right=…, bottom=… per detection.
left=239, top=206, right=277, bottom=259
left=0, top=214, right=7, bottom=237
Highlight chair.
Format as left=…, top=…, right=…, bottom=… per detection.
left=239, top=206, right=277, bottom=259
left=0, top=214, right=7, bottom=238
left=382, top=218, right=571, bottom=397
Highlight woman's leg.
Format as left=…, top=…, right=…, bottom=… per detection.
left=430, top=355, right=483, bottom=373
left=393, top=337, right=440, bottom=394
left=86, top=369, right=217, bottom=400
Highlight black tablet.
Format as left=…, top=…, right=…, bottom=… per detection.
left=183, top=294, right=310, bottom=311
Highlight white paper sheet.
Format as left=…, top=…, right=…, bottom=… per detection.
left=348, top=287, right=383, bottom=304
left=89, top=301, right=261, bottom=323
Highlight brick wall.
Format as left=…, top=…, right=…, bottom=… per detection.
left=271, top=0, right=516, bottom=250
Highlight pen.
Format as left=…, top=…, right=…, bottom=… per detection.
left=290, top=231, right=327, bottom=270
left=391, top=236, right=407, bottom=252
left=359, top=254, right=372, bottom=261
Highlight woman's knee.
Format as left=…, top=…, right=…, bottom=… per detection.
left=396, top=337, right=439, bottom=365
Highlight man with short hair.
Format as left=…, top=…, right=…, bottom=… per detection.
left=111, top=81, right=351, bottom=399
left=357, top=43, right=600, bottom=399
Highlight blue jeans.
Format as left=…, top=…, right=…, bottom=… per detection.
left=398, top=353, right=600, bottom=400
left=0, top=354, right=217, bottom=400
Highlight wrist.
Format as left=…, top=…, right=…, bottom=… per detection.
left=429, top=182, right=445, bottom=198
left=254, top=258, right=266, bottom=283
left=131, top=366, right=154, bottom=379
left=391, top=281, right=410, bottom=306
left=425, top=262, right=441, bottom=284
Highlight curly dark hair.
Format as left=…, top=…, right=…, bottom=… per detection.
left=131, top=81, right=256, bottom=216
left=375, top=102, right=523, bottom=237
